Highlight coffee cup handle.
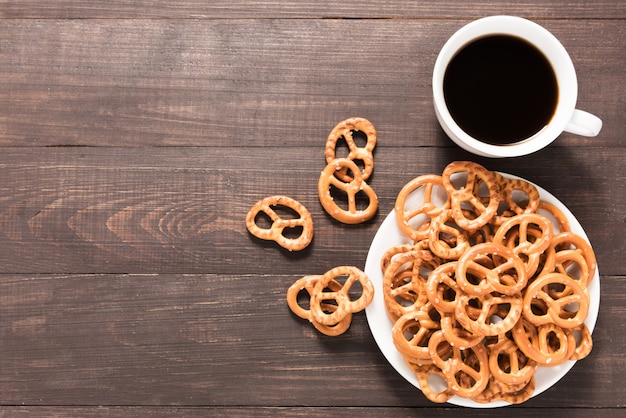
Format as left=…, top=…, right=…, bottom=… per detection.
left=564, top=109, right=602, bottom=137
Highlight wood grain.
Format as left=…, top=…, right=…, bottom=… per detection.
left=2, top=407, right=626, bottom=417
left=1, top=273, right=624, bottom=407
left=1, top=19, right=622, bottom=147
left=1, top=0, right=625, bottom=413
left=1, top=1, right=625, bottom=19
left=0, top=146, right=623, bottom=275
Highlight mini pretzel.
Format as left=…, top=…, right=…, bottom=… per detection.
left=325, top=117, right=377, bottom=182
left=500, top=223, right=547, bottom=278
left=411, top=364, right=455, bottom=403
left=536, top=323, right=573, bottom=367
left=512, top=317, right=571, bottom=366
left=427, top=209, right=470, bottom=260
left=493, top=213, right=554, bottom=263
left=426, top=262, right=462, bottom=314
left=440, top=313, right=483, bottom=350
left=286, top=275, right=353, bottom=336
left=394, top=174, right=450, bottom=241
left=538, top=200, right=571, bottom=233
left=383, top=250, right=436, bottom=321
left=476, top=376, right=536, bottom=405
left=426, top=261, right=488, bottom=317
left=547, top=232, right=597, bottom=284
left=522, top=272, right=590, bottom=329
left=488, top=337, right=537, bottom=386
left=428, top=330, right=463, bottom=373
left=498, top=177, right=541, bottom=217
left=441, top=340, right=490, bottom=399
left=472, top=375, right=517, bottom=404
left=569, top=324, right=593, bottom=361
left=245, top=195, right=314, bottom=251
left=318, top=158, right=378, bottom=224
left=309, top=266, right=374, bottom=326
left=551, top=248, right=594, bottom=290
left=392, top=309, right=440, bottom=363
left=456, top=293, right=523, bottom=336
left=429, top=330, right=487, bottom=378
left=380, top=241, right=430, bottom=273
left=455, top=242, right=528, bottom=296
left=498, top=377, right=535, bottom=404
left=441, top=161, right=501, bottom=231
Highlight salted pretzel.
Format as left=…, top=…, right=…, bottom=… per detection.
left=382, top=249, right=438, bottom=321
left=550, top=248, right=594, bottom=291
left=455, top=293, right=523, bottom=336
left=498, top=176, right=541, bottom=218
left=475, top=376, right=536, bottom=405
left=546, top=232, right=597, bottom=284
left=569, top=324, right=593, bottom=361
left=411, top=364, right=455, bottom=403
left=427, top=330, right=469, bottom=376
left=538, top=200, right=571, bottom=233
left=455, top=242, right=528, bottom=296
left=493, top=213, right=554, bottom=278
left=513, top=318, right=574, bottom=366
left=497, top=377, right=536, bottom=404
left=318, top=158, right=378, bottom=224
left=392, top=309, right=440, bottom=363
left=286, top=275, right=353, bottom=336
left=426, top=262, right=461, bottom=314
left=500, top=223, right=548, bottom=278
left=441, top=161, right=501, bottom=231
left=325, top=117, right=377, bottom=182
left=394, top=174, right=450, bottom=242
left=245, top=195, right=314, bottom=251
left=427, top=332, right=462, bottom=375
left=380, top=241, right=430, bottom=273
left=427, top=209, right=470, bottom=260
left=522, top=272, right=590, bottom=329
left=309, top=266, right=374, bottom=326
left=436, top=338, right=490, bottom=399
left=440, top=313, right=484, bottom=350
left=488, top=337, right=537, bottom=386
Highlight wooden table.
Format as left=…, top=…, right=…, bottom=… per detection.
left=1, top=2, right=624, bottom=416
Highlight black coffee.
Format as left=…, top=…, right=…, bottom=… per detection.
left=443, top=35, right=558, bottom=145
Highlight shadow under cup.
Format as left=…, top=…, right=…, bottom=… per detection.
left=432, top=16, right=600, bottom=158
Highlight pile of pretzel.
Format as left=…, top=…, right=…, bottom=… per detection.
left=286, top=266, right=374, bottom=336
left=384, top=161, right=595, bottom=404
left=245, top=117, right=379, bottom=252
left=318, top=117, right=379, bottom=224
left=246, top=118, right=379, bottom=335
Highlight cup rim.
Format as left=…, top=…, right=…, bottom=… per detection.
left=432, top=15, right=578, bottom=157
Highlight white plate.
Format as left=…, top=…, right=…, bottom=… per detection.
left=364, top=173, right=600, bottom=408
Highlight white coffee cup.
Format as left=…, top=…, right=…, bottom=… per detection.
left=432, top=16, right=602, bottom=158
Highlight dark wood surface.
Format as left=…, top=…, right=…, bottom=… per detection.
left=1, top=2, right=625, bottom=416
